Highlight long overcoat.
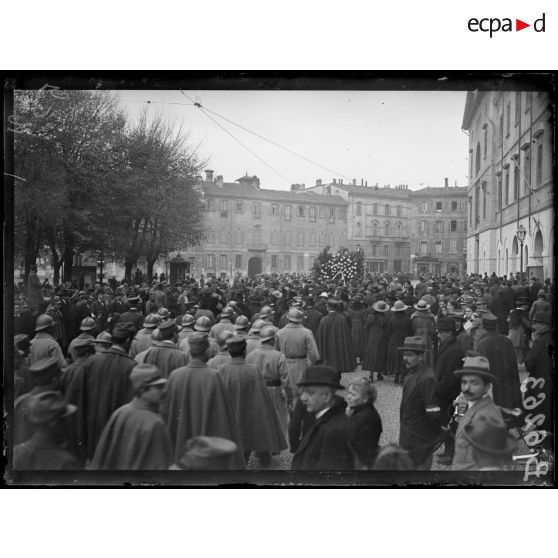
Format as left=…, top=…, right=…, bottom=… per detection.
left=362, top=311, right=389, bottom=373
left=315, top=311, right=356, bottom=376
left=434, top=336, right=465, bottom=424
left=385, top=313, right=414, bottom=375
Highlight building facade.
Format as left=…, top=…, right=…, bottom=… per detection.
left=409, top=184, right=468, bottom=276
left=305, top=179, right=413, bottom=273
left=174, top=171, right=348, bottom=278
left=462, top=90, right=554, bottom=280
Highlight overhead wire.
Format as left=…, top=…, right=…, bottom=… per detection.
left=180, top=90, right=352, bottom=182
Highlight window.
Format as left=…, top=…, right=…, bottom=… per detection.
left=271, top=230, right=278, bottom=245
left=536, top=139, right=543, bottom=186
left=499, top=113, right=504, bottom=144
left=236, top=201, right=243, bottom=213
left=396, top=223, right=401, bottom=237
left=395, top=245, right=401, bottom=257
left=235, top=229, right=243, bottom=245
left=297, top=255, right=304, bottom=271
left=506, top=101, right=511, bottom=136
left=271, top=255, right=278, bottom=270
left=207, top=198, right=215, bottom=211
left=469, top=149, right=473, bottom=179
left=435, top=221, right=442, bottom=233
left=356, top=222, right=362, bottom=237
left=318, top=206, right=325, bottom=218
left=497, top=173, right=502, bottom=209
left=459, top=201, right=465, bottom=211
left=475, top=143, right=481, bottom=175
left=482, top=182, right=487, bottom=218
left=309, top=231, right=316, bottom=246
left=235, top=255, right=242, bottom=268
left=451, top=200, right=458, bottom=211
left=220, top=255, right=227, bottom=269
left=297, top=231, right=304, bottom=246
left=356, top=201, right=362, bottom=216
left=372, top=245, right=377, bottom=257
left=285, top=205, right=292, bottom=221
left=372, top=203, right=377, bottom=215
left=271, top=204, right=278, bottom=216
left=420, top=220, right=427, bottom=234
left=524, top=92, right=532, bottom=113
left=523, top=146, right=531, bottom=197
left=309, top=206, right=316, bottom=222
left=449, top=240, right=457, bottom=253
left=372, top=222, right=378, bottom=236
left=515, top=92, right=521, bottom=124
left=457, top=220, right=465, bottom=232
left=284, top=231, right=291, bottom=247
left=206, top=254, right=215, bottom=269
left=252, top=225, right=262, bottom=243
left=298, top=206, right=305, bottom=217
left=450, top=220, right=457, bottom=232
left=253, top=203, right=260, bottom=217
left=207, top=229, right=215, bottom=244
left=319, top=232, right=325, bottom=247
left=283, top=255, right=291, bottom=270
left=513, top=159, right=519, bottom=200
left=483, top=125, right=488, bottom=159
left=384, top=222, right=390, bottom=236
left=504, top=165, right=510, bottom=205
left=435, top=240, right=442, bottom=254
left=396, top=205, right=402, bottom=217
left=421, top=240, right=428, bottom=255
left=469, top=196, right=472, bottom=226
left=339, top=208, right=346, bottom=220
left=329, top=208, right=335, bottom=222
left=385, top=204, right=390, bottom=216
left=435, top=201, right=442, bottom=211
left=384, top=245, right=389, bottom=257
left=422, top=201, right=428, bottom=212
left=220, top=228, right=227, bottom=243
left=219, top=199, right=228, bottom=211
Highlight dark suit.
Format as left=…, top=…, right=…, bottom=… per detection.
left=435, top=337, right=465, bottom=422
left=291, top=399, right=356, bottom=470
left=348, top=403, right=382, bottom=469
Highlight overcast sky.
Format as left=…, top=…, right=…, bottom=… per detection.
left=117, top=90, right=469, bottom=192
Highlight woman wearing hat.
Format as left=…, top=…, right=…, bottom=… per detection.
left=385, top=300, right=414, bottom=384
left=362, top=300, right=390, bottom=381
left=508, top=297, right=532, bottom=364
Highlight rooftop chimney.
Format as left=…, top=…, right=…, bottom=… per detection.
left=444, top=177, right=449, bottom=188
left=352, top=179, right=356, bottom=186
left=205, top=169, right=214, bottom=182
left=216, top=175, right=224, bottom=188
left=454, top=180, right=458, bottom=187
left=290, top=183, right=305, bottom=192
left=365, top=181, right=368, bottom=186
left=333, top=179, right=337, bottom=184
left=340, top=179, right=343, bottom=184
left=316, top=178, right=322, bottom=187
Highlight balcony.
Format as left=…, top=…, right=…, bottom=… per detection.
left=247, top=242, right=268, bottom=251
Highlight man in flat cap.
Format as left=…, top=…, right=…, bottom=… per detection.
left=451, top=354, right=508, bottom=470
left=13, top=391, right=81, bottom=470
left=91, top=364, right=172, bottom=470
left=315, top=300, right=356, bottom=378
left=142, top=319, right=188, bottom=379
left=216, top=335, right=286, bottom=466
left=476, top=313, right=522, bottom=410
left=162, top=333, right=245, bottom=468
left=73, top=322, right=137, bottom=461
left=398, top=336, right=442, bottom=469
left=291, top=364, right=356, bottom=470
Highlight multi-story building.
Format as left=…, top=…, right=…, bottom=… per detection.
left=170, top=170, right=348, bottom=279
left=462, top=90, right=553, bottom=279
left=305, top=179, right=413, bottom=273
left=409, top=182, right=468, bottom=275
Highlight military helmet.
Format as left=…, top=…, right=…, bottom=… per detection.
left=80, top=317, right=97, bottom=331
left=194, top=316, right=212, bottom=332
left=35, top=314, right=55, bottom=332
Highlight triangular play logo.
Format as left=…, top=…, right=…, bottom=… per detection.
left=516, top=19, right=530, bottom=31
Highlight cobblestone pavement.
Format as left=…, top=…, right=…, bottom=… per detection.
left=247, top=365, right=539, bottom=473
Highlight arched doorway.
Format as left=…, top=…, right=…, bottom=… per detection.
left=533, top=230, right=543, bottom=258
left=511, top=236, right=518, bottom=274
left=248, top=256, right=262, bottom=277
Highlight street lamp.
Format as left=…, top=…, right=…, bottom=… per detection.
left=517, top=224, right=526, bottom=284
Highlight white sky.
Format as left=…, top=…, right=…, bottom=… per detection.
left=117, top=90, right=469, bottom=191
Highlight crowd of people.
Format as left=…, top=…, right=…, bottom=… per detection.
left=11, top=266, right=555, bottom=473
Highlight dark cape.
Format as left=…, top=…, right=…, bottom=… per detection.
left=13, top=430, right=81, bottom=470
left=362, top=311, right=389, bottom=372
left=348, top=402, right=383, bottom=469
left=434, top=336, right=465, bottom=423
left=162, top=359, right=246, bottom=468
left=477, top=331, right=522, bottom=409
left=91, top=398, right=173, bottom=470
left=73, top=347, right=136, bottom=460
left=315, top=311, right=356, bottom=376
left=386, top=313, right=414, bottom=375
left=216, top=358, right=287, bottom=453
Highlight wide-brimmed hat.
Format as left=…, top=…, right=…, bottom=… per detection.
left=130, top=364, right=167, bottom=390
left=80, top=317, right=97, bottom=331
left=143, top=314, right=161, bottom=328
left=220, top=307, right=234, bottom=318
left=297, top=365, right=343, bottom=390
left=287, top=308, right=304, bottom=323
left=372, top=300, right=390, bottom=313
left=249, top=319, right=266, bottom=333
left=391, top=300, right=409, bottom=313
left=259, top=325, right=277, bottom=342
left=28, top=391, right=76, bottom=424
left=462, top=415, right=517, bottom=455
left=225, top=334, right=247, bottom=351
left=234, top=315, right=250, bottom=330
left=94, top=331, right=113, bottom=345
left=397, top=336, right=429, bottom=353
left=259, top=306, right=273, bottom=318
left=194, top=316, right=212, bottom=332
left=413, top=300, right=430, bottom=311
left=453, top=355, right=497, bottom=383
left=35, top=314, right=55, bottom=332
left=158, top=319, right=177, bottom=331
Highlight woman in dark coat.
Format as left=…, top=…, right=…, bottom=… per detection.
left=386, top=301, right=414, bottom=383
left=362, top=300, right=390, bottom=381
left=348, top=296, right=367, bottom=364
left=345, top=377, right=383, bottom=469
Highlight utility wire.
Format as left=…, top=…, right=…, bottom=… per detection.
left=181, top=90, right=352, bottom=181
left=197, top=104, right=293, bottom=184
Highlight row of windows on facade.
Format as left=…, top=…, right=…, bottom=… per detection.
left=206, top=198, right=346, bottom=221
left=198, top=254, right=309, bottom=271
left=355, top=200, right=465, bottom=215
left=356, top=220, right=467, bottom=236
left=417, top=239, right=461, bottom=254
left=469, top=146, right=544, bottom=227
left=204, top=228, right=344, bottom=247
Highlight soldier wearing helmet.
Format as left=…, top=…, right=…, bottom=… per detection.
left=246, top=318, right=266, bottom=354
left=177, top=313, right=195, bottom=344
left=180, top=316, right=219, bottom=359
left=251, top=305, right=275, bottom=327
left=209, top=307, right=236, bottom=339
left=207, top=329, right=235, bottom=369
left=66, top=316, right=98, bottom=364
left=234, top=315, right=250, bottom=338
left=129, top=313, right=161, bottom=358
left=29, top=314, right=67, bottom=370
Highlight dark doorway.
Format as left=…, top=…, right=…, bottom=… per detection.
left=248, top=256, right=262, bottom=277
